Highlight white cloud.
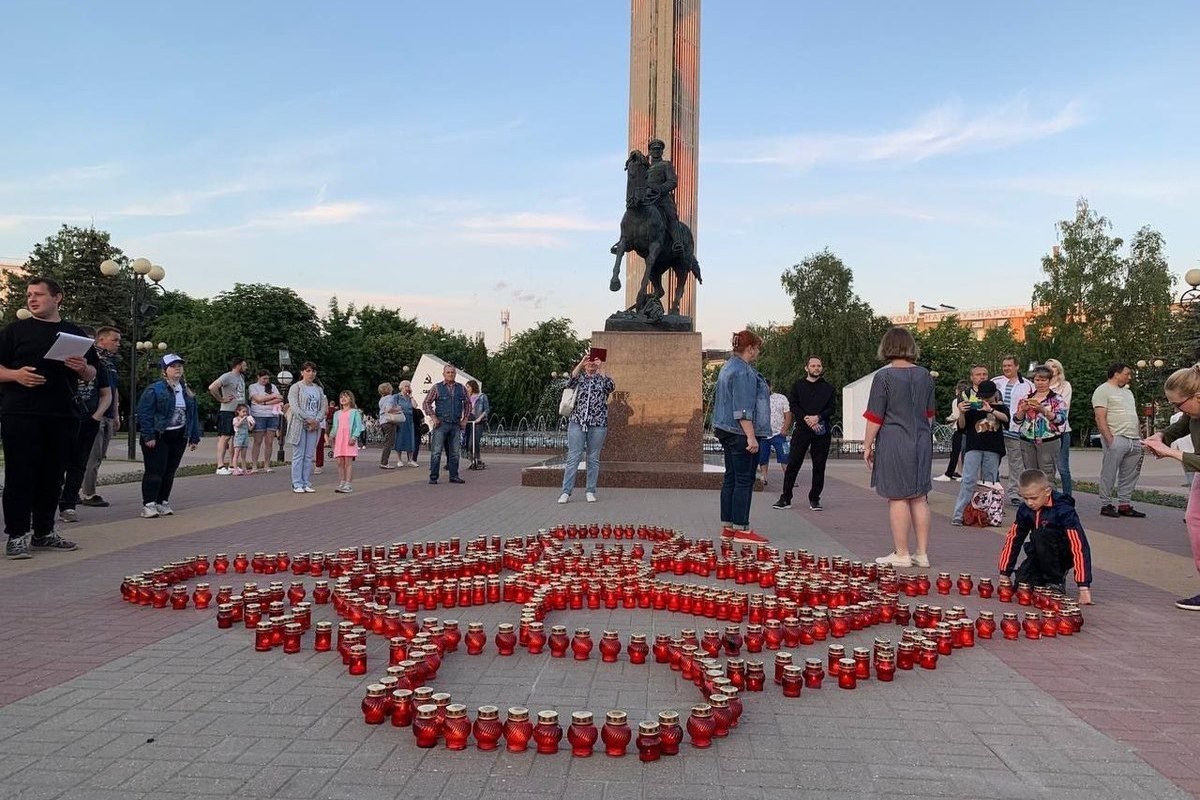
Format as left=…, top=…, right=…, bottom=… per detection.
left=286, top=201, right=371, bottom=224
left=459, top=230, right=567, bottom=248
left=114, top=183, right=252, bottom=217
left=460, top=212, right=608, bottom=232
left=710, top=95, right=1085, bottom=168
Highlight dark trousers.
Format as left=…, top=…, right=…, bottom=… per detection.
left=141, top=427, right=187, bottom=505
left=717, top=428, right=758, bottom=527
left=1, top=414, right=77, bottom=537
left=60, top=417, right=100, bottom=511
left=780, top=428, right=831, bottom=504
left=379, top=422, right=397, bottom=465
left=945, top=429, right=964, bottom=477
left=1014, top=529, right=1072, bottom=588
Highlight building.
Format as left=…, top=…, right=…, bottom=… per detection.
left=889, top=300, right=1036, bottom=342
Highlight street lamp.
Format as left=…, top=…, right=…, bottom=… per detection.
left=276, top=347, right=293, bottom=465
left=100, top=257, right=167, bottom=460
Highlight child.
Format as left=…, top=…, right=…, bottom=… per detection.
left=231, top=404, right=255, bottom=475
left=998, top=469, right=1093, bottom=604
left=329, top=390, right=364, bottom=493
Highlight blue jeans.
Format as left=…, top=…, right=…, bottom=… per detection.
left=717, top=428, right=758, bottom=527
left=290, top=425, right=320, bottom=489
left=428, top=422, right=462, bottom=480
left=757, top=433, right=787, bottom=466
left=952, top=449, right=1001, bottom=521
left=561, top=422, right=608, bottom=494
left=1058, top=434, right=1073, bottom=496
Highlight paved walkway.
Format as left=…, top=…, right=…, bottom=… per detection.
left=2, top=453, right=1198, bottom=800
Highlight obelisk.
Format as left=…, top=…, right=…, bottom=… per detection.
left=626, top=0, right=700, bottom=323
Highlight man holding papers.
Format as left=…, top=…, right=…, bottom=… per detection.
left=0, top=277, right=101, bottom=559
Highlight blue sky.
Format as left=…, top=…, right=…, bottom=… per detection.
left=3, top=1, right=1199, bottom=349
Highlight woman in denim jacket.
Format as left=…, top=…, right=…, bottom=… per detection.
left=135, top=353, right=201, bottom=519
left=712, top=330, right=772, bottom=543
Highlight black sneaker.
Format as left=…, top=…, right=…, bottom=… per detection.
left=31, top=531, right=77, bottom=552
left=5, top=534, right=31, bottom=560
left=1100, top=505, right=1119, bottom=518
left=79, top=495, right=109, bottom=507
left=1175, top=593, right=1200, bottom=611
left=1118, top=505, right=1146, bottom=518
left=771, top=499, right=791, bottom=510
left=449, top=477, right=466, bottom=484
left=809, top=501, right=823, bottom=511
left=428, top=478, right=438, bottom=485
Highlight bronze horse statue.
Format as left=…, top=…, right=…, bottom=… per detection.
left=608, top=151, right=701, bottom=320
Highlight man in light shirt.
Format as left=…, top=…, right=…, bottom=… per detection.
left=992, top=355, right=1032, bottom=506
left=1092, top=362, right=1146, bottom=518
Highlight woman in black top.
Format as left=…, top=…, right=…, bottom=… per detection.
left=951, top=379, right=1009, bottom=525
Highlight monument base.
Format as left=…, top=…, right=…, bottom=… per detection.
left=604, top=311, right=694, bottom=332
left=520, top=458, right=728, bottom=490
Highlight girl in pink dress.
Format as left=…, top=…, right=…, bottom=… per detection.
left=329, top=391, right=364, bottom=493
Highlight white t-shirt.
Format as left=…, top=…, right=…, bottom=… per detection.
left=167, top=383, right=186, bottom=430
left=249, top=382, right=281, bottom=417
left=768, top=393, right=788, bottom=436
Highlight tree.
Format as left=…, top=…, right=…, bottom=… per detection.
left=757, top=249, right=892, bottom=422
left=1115, top=225, right=1173, bottom=364
left=1, top=225, right=130, bottom=326
left=487, top=318, right=587, bottom=420
left=915, top=317, right=977, bottom=415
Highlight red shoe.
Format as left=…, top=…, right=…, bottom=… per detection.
left=721, top=527, right=770, bottom=544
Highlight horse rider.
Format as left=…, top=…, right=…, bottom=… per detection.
left=646, top=138, right=685, bottom=254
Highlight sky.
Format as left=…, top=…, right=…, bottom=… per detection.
left=3, top=1, right=1199, bottom=349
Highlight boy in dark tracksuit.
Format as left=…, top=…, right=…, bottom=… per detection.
left=998, top=469, right=1094, bottom=605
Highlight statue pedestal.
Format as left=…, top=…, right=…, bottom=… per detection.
left=521, top=331, right=726, bottom=490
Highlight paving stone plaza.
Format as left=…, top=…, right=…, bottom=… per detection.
left=2, top=446, right=1198, bottom=800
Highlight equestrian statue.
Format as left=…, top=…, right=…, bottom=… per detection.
left=607, top=138, right=702, bottom=326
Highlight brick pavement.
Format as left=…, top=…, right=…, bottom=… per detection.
left=0, top=456, right=1196, bottom=799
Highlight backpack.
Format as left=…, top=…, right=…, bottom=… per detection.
left=963, top=484, right=1005, bottom=527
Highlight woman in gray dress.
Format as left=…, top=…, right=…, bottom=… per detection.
left=862, top=327, right=937, bottom=568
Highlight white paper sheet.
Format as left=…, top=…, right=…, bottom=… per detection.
left=43, top=331, right=95, bottom=362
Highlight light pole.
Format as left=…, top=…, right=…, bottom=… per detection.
left=100, top=257, right=166, bottom=460
left=276, top=348, right=293, bottom=465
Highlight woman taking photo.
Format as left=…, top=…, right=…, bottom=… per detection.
left=286, top=362, right=328, bottom=493
left=136, top=353, right=201, bottom=518
left=558, top=352, right=615, bottom=504
left=863, top=327, right=937, bottom=567
left=1141, top=364, right=1200, bottom=611
left=1044, top=358, right=1073, bottom=495
left=248, top=369, right=283, bottom=473
left=465, top=379, right=489, bottom=470
left=712, top=330, right=771, bottom=544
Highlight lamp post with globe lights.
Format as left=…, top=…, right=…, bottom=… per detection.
left=275, top=348, right=294, bottom=465
left=99, top=257, right=167, bottom=460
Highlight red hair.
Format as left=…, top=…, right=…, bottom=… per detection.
left=731, top=330, right=762, bottom=353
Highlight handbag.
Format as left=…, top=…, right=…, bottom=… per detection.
left=382, top=412, right=406, bottom=425
left=558, top=387, right=577, bottom=417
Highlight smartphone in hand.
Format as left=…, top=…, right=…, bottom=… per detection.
left=588, top=347, right=607, bottom=362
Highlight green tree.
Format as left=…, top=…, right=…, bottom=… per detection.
left=974, top=325, right=1024, bottom=375
left=487, top=318, right=587, bottom=420
left=757, top=249, right=892, bottom=423
left=915, top=317, right=977, bottom=415
left=1115, top=225, right=1173, bottom=367
left=2, top=225, right=130, bottom=326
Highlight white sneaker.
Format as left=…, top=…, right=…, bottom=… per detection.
left=215, top=466, right=232, bottom=476
left=140, top=503, right=159, bottom=519
left=313, top=467, right=323, bottom=474
left=875, top=551, right=912, bottom=567
left=932, top=474, right=953, bottom=482
left=303, top=487, right=316, bottom=493
left=557, top=493, right=570, bottom=504
left=586, top=492, right=597, bottom=503
left=59, top=508, right=78, bottom=523
left=912, top=553, right=931, bottom=568
left=155, top=503, right=174, bottom=516
left=293, top=487, right=306, bottom=494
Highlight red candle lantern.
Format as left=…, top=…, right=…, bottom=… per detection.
left=686, top=704, right=715, bottom=748
left=896, top=640, right=916, bottom=670
left=601, top=710, right=632, bottom=757
left=495, top=623, right=517, bottom=655
left=526, top=621, right=547, bottom=654
left=657, top=711, right=683, bottom=755
left=287, top=581, right=305, bottom=605
left=627, top=633, right=649, bottom=664
left=472, top=705, right=502, bottom=750
left=802, top=657, right=825, bottom=688
left=708, top=695, right=731, bottom=737
left=700, top=628, right=721, bottom=657
left=192, top=583, right=212, bottom=610
left=254, top=621, right=273, bottom=651
left=852, top=647, right=871, bottom=680
left=548, top=625, right=570, bottom=657
left=568, top=711, right=599, bottom=757
left=213, top=553, right=230, bottom=574
left=935, top=628, right=954, bottom=656
left=976, top=577, right=994, bottom=599
left=170, top=585, right=189, bottom=610
left=781, top=665, right=803, bottom=697
left=745, top=660, right=765, bottom=692
left=723, top=624, right=744, bottom=655
left=837, top=659, right=857, bottom=689
left=773, top=652, right=793, bottom=685
left=362, top=684, right=388, bottom=725
left=413, top=704, right=440, bottom=748
left=744, top=623, right=765, bottom=652
left=283, top=623, right=302, bottom=654
left=442, top=620, right=461, bottom=652
left=1000, top=611, right=1020, bottom=640
left=348, top=644, right=368, bottom=675
left=391, top=690, right=414, bottom=727
left=763, top=619, right=783, bottom=649
left=636, top=721, right=662, bottom=763
left=652, top=633, right=672, bottom=663
left=918, top=641, right=938, bottom=670
left=1040, top=611, right=1059, bottom=638
left=533, top=710, right=563, bottom=754
left=975, top=610, right=996, bottom=639
left=1015, top=583, right=1033, bottom=606
left=827, top=644, right=845, bottom=675
left=442, top=704, right=471, bottom=750
left=935, top=572, right=952, bottom=595
left=465, top=622, right=486, bottom=655
left=216, top=603, right=233, bottom=629
left=599, top=630, right=622, bottom=663
left=504, top=707, right=534, bottom=753
left=572, top=628, right=594, bottom=661
left=875, top=652, right=896, bottom=682
left=233, top=552, right=249, bottom=573
left=1022, top=611, right=1041, bottom=639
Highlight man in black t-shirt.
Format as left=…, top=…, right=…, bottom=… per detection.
left=774, top=356, right=837, bottom=511
left=0, top=277, right=101, bottom=559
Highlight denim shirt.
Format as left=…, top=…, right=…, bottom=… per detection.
left=712, top=356, right=772, bottom=438
left=136, top=379, right=201, bottom=444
